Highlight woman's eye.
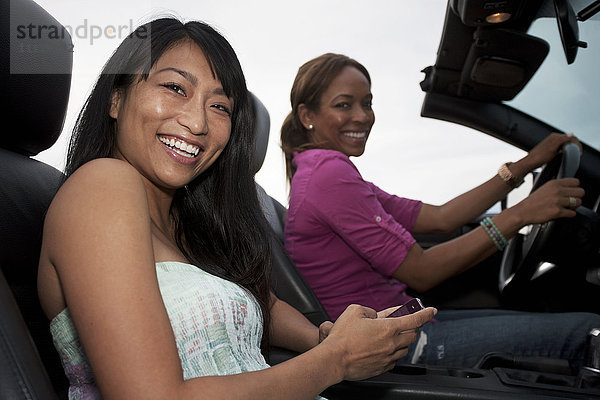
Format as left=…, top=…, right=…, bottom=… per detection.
left=335, top=102, right=350, bottom=108
left=211, top=104, right=231, bottom=116
left=162, top=83, right=186, bottom=96
left=363, top=101, right=373, bottom=109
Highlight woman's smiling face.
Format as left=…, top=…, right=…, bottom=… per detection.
left=110, top=40, right=233, bottom=192
left=305, top=66, right=374, bottom=157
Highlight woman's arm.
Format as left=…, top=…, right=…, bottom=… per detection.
left=269, top=292, right=335, bottom=353
left=42, top=159, right=435, bottom=400
left=413, top=133, right=580, bottom=235
left=269, top=293, right=320, bottom=352
left=394, top=177, right=584, bottom=292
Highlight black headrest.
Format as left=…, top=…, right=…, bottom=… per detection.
left=1, top=0, right=73, bottom=156
left=250, top=92, right=271, bottom=174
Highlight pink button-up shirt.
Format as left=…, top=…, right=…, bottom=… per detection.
left=285, top=149, right=422, bottom=320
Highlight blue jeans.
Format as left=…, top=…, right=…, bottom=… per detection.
left=401, top=309, right=600, bottom=369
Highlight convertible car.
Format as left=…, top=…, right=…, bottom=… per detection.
left=1, top=0, right=599, bottom=398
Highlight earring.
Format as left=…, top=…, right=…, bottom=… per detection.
left=308, top=124, right=314, bottom=130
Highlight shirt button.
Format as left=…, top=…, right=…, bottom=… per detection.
left=375, top=216, right=382, bottom=222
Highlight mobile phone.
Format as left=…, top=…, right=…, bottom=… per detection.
left=387, top=298, right=425, bottom=318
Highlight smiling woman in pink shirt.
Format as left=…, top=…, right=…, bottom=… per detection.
left=280, top=52, right=600, bottom=369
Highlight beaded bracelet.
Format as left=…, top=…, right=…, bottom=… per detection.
left=480, top=217, right=508, bottom=251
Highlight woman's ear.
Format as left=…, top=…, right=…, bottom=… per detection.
left=298, top=104, right=314, bottom=131
left=109, top=90, right=122, bottom=119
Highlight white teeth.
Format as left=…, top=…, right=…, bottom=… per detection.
left=343, top=131, right=367, bottom=138
left=159, top=136, right=200, bottom=157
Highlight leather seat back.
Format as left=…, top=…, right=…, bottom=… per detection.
left=249, top=92, right=329, bottom=326
left=1, top=0, right=73, bottom=397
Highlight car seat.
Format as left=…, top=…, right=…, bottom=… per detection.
left=1, top=0, right=72, bottom=397
left=249, top=92, right=330, bottom=327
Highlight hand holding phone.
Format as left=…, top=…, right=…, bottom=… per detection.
left=387, top=298, right=425, bottom=318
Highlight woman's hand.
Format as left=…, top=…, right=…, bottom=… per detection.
left=319, top=321, right=334, bottom=343
left=521, top=132, right=581, bottom=172
left=321, top=304, right=436, bottom=381
left=512, top=178, right=585, bottom=225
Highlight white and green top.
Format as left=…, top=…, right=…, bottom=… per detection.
left=50, top=261, right=270, bottom=399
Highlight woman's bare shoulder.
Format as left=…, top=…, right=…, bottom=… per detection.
left=43, top=157, right=156, bottom=274
left=52, top=158, right=144, bottom=205
left=45, top=158, right=150, bottom=237
left=63, top=158, right=143, bottom=190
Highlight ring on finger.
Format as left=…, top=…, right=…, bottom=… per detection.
left=569, top=196, right=577, bottom=209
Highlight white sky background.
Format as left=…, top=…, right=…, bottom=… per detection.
left=33, top=0, right=529, bottom=207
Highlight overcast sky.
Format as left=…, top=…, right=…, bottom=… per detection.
left=33, top=0, right=529, bottom=207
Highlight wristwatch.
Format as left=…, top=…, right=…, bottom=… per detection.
left=498, top=162, right=524, bottom=189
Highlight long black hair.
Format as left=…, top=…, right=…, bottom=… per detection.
left=65, top=18, right=272, bottom=351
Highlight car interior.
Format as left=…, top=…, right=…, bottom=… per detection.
left=418, top=0, right=600, bottom=317
left=2, top=0, right=600, bottom=399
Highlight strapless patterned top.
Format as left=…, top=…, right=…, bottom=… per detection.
left=50, top=261, right=270, bottom=399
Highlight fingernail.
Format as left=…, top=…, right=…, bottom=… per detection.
left=567, top=132, right=574, bottom=137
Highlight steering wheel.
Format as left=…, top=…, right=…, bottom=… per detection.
left=498, top=142, right=581, bottom=295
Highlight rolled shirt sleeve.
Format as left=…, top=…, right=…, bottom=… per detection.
left=308, top=157, right=420, bottom=277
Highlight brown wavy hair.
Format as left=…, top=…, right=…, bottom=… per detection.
left=280, top=53, right=371, bottom=183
